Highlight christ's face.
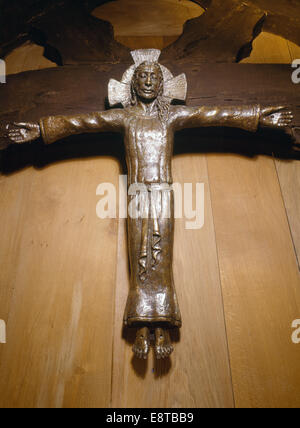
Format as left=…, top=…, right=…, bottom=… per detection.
left=133, top=64, right=163, bottom=101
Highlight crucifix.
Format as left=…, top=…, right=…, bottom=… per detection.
left=3, top=49, right=295, bottom=360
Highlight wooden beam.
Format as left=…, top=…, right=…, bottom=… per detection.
left=0, top=63, right=299, bottom=157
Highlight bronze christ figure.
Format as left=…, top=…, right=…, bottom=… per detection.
left=5, top=49, right=294, bottom=360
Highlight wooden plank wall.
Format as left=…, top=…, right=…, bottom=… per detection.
left=0, top=31, right=300, bottom=408
left=243, top=33, right=300, bottom=268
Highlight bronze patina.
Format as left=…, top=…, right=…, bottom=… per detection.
left=5, top=50, right=294, bottom=360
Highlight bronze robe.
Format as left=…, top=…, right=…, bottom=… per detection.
left=124, top=183, right=182, bottom=328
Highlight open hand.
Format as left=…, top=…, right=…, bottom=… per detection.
left=7, top=122, right=40, bottom=144
left=260, top=106, right=293, bottom=129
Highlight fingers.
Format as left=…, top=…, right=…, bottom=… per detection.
left=274, top=105, right=288, bottom=112
left=262, top=105, right=287, bottom=115
left=6, top=123, right=33, bottom=143
left=278, top=121, right=293, bottom=127
left=280, top=111, right=293, bottom=117
left=8, top=129, right=21, bottom=138
left=12, top=122, right=25, bottom=128
left=280, top=111, right=293, bottom=118
left=13, top=122, right=39, bottom=130
left=8, top=133, right=21, bottom=141
left=5, top=122, right=39, bottom=144
left=13, top=122, right=34, bottom=129
left=27, top=123, right=39, bottom=130
left=278, top=112, right=294, bottom=127
left=7, top=128, right=28, bottom=143
left=9, top=135, right=25, bottom=143
left=270, top=105, right=288, bottom=114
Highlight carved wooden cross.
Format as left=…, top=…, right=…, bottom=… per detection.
left=0, top=49, right=297, bottom=360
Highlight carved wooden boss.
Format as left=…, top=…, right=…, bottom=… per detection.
left=3, top=49, right=295, bottom=360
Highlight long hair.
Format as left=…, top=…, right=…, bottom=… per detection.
left=131, top=62, right=170, bottom=123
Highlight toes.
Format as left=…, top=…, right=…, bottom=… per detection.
left=155, top=346, right=162, bottom=359
left=161, top=348, right=168, bottom=359
left=143, top=345, right=149, bottom=360
left=132, top=344, right=149, bottom=359
left=165, top=346, right=172, bottom=357
left=155, top=345, right=174, bottom=359
left=164, top=346, right=173, bottom=358
left=132, top=345, right=140, bottom=358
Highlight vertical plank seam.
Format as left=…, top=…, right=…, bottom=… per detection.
left=4, top=175, right=34, bottom=350
left=204, top=155, right=236, bottom=409
left=282, top=41, right=300, bottom=269
left=109, top=184, right=123, bottom=408
left=286, top=41, right=293, bottom=62
left=274, top=158, right=300, bottom=270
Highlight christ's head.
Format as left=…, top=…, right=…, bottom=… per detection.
left=131, top=62, right=164, bottom=103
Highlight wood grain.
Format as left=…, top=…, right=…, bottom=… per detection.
left=242, top=32, right=300, bottom=64
left=116, top=36, right=178, bottom=50
left=93, top=0, right=203, bottom=37
left=242, top=32, right=292, bottom=64
left=2, top=0, right=300, bottom=64
left=206, top=154, right=300, bottom=408
left=5, top=42, right=57, bottom=75
left=243, top=31, right=300, bottom=268
left=0, top=50, right=119, bottom=408
left=0, top=157, right=120, bottom=408
left=275, top=161, right=300, bottom=267
left=274, top=43, right=300, bottom=268
left=207, top=31, right=300, bottom=408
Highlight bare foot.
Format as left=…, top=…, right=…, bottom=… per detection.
left=155, top=328, right=173, bottom=359
left=133, top=327, right=150, bottom=359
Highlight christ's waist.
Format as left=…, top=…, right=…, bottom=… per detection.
left=128, top=182, right=174, bottom=193
left=138, top=162, right=160, bottom=183
left=136, top=161, right=172, bottom=185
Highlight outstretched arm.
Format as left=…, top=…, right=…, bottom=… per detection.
left=6, top=109, right=124, bottom=146
left=173, top=105, right=293, bottom=133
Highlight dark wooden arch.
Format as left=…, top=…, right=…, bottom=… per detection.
left=0, top=0, right=299, bottom=65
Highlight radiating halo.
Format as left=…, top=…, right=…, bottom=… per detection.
left=108, top=49, right=187, bottom=107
